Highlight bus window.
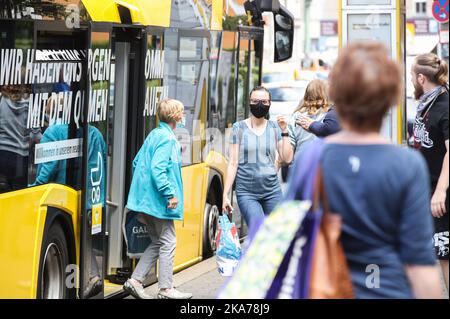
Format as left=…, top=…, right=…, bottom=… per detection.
left=169, top=0, right=212, bottom=29
left=237, top=34, right=250, bottom=122
left=32, top=29, right=87, bottom=191
left=80, top=30, right=111, bottom=299
left=209, top=31, right=237, bottom=134
left=0, top=0, right=89, bottom=21
left=249, top=34, right=263, bottom=95
left=143, top=33, right=165, bottom=137
left=0, top=23, right=86, bottom=194
left=236, top=30, right=264, bottom=124
left=0, top=21, right=32, bottom=194
left=209, top=31, right=221, bottom=130
left=0, top=83, right=33, bottom=193
left=165, top=29, right=209, bottom=166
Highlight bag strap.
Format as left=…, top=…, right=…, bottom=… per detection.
left=312, top=166, right=331, bottom=214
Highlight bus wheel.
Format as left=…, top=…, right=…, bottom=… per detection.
left=37, top=221, right=69, bottom=299
left=203, top=202, right=220, bottom=258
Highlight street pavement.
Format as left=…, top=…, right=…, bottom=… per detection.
left=127, top=257, right=226, bottom=299
left=126, top=256, right=449, bottom=299
left=440, top=269, right=449, bottom=299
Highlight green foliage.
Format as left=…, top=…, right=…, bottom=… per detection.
left=223, top=15, right=249, bottom=31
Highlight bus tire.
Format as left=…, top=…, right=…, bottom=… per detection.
left=203, top=202, right=220, bottom=258
left=37, top=221, right=70, bottom=299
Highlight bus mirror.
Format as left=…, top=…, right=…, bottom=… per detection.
left=274, top=6, right=294, bottom=62
left=259, top=0, right=280, bottom=13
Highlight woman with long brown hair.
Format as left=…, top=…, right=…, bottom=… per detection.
left=287, top=79, right=331, bottom=161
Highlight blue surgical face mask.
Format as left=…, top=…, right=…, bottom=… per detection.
left=176, top=116, right=186, bottom=129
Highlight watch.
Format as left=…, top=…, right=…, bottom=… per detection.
left=281, top=132, right=289, bottom=137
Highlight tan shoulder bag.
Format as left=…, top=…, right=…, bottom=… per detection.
left=309, top=167, right=354, bottom=299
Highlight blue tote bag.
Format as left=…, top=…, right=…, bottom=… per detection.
left=122, top=209, right=152, bottom=258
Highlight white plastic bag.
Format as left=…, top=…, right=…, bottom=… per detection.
left=216, top=214, right=241, bottom=277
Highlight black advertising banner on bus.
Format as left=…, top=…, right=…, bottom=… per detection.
left=143, top=29, right=167, bottom=136
left=80, top=23, right=111, bottom=299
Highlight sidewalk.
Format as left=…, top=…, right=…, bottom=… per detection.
left=126, top=256, right=449, bottom=299
left=127, top=257, right=226, bottom=299
left=440, top=268, right=449, bottom=299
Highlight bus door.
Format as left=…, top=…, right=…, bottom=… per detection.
left=236, top=27, right=264, bottom=122
left=79, top=22, right=112, bottom=299
left=103, top=26, right=162, bottom=288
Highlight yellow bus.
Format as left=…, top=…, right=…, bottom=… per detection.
left=0, top=0, right=294, bottom=298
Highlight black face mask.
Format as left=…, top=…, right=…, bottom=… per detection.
left=250, top=101, right=270, bottom=119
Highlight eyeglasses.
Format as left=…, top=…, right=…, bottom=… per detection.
left=250, top=99, right=271, bottom=106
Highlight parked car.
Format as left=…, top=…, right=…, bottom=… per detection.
left=265, top=81, right=309, bottom=184
left=265, top=81, right=309, bottom=121
left=262, top=71, right=296, bottom=84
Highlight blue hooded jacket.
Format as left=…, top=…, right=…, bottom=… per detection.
left=126, top=122, right=183, bottom=220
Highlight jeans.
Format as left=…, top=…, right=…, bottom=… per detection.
left=237, top=191, right=282, bottom=230
left=131, top=214, right=176, bottom=289
left=0, top=150, right=28, bottom=192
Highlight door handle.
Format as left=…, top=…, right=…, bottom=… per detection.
left=107, top=200, right=119, bottom=208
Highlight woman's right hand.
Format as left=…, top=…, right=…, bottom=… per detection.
left=167, top=196, right=178, bottom=209
left=222, top=196, right=233, bottom=213
left=297, top=115, right=314, bottom=131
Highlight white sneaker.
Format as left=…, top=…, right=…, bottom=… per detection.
left=83, top=276, right=102, bottom=298
left=123, top=279, right=152, bottom=299
left=157, top=288, right=193, bottom=299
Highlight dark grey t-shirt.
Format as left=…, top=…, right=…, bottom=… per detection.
left=230, top=120, right=282, bottom=198
left=0, top=96, right=30, bottom=156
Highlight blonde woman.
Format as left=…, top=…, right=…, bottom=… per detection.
left=123, top=99, right=192, bottom=299
left=287, top=79, right=332, bottom=161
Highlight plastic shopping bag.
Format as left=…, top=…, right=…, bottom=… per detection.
left=216, top=214, right=242, bottom=277
left=217, top=200, right=311, bottom=298
left=218, top=139, right=325, bottom=299
left=122, top=209, right=152, bottom=258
